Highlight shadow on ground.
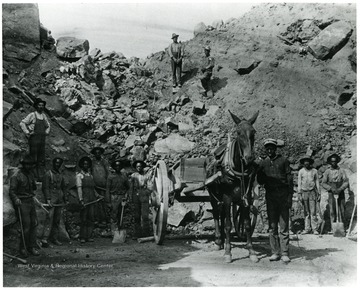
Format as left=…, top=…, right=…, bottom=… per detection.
left=3, top=238, right=202, bottom=287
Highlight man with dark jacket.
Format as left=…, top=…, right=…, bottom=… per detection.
left=106, top=160, right=130, bottom=236
left=9, top=155, right=40, bottom=257
left=200, top=46, right=215, bottom=97
left=257, top=139, right=293, bottom=263
left=41, top=157, right=68, bottom=247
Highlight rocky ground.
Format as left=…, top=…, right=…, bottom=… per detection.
left=2, top=3, right=357, bottom=286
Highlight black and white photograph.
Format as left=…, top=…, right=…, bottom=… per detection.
left=1, top=0, right=357, bottom=287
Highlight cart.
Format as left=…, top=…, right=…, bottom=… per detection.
left=150, top=158, right=258, bottom=245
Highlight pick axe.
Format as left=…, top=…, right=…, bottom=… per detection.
left=3, top=252, right=27, bottom=264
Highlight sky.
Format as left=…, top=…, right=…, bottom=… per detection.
left=36, top=1, right=256, bottom=58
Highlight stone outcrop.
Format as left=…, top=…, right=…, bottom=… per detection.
left=2, top=3, right=41, bottom=63
left=308, top=21, right=353, bottom=60
left=56, top=37, right=90, bottom=59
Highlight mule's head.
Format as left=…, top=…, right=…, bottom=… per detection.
left=229, top=110, right=259, bottom=166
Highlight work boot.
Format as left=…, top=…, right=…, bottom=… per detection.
left=20, top=249, right=29, bottom=258
left=301, top=230, right=311, bottom=235
left=30, top=248, right=40, bottom=256
left=269, top=254, right=280, bottom=261
left=41, top=240, right=49, bottom=248
left=313, top=230, right=319, bottom=235
left=52, top=239, right=62, bottom=246
left=281, top=255, right=291, bottom=263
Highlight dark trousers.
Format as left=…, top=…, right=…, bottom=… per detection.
left=111, top=195, right=125, bottom=226
left=133, top=195, right=150, bottom=238
left=79, top=204, right=95, bottom=240
left=29, top=134, right=46, bottom=179
left=95, top=189, right=109, bottom=225
left=17, top=199, right=38, bottom=250
left=266, top=195, right=290, bottom=256
left=43, top=207, right=62, bottom=241
left=171, top=59, right=182, bottom=86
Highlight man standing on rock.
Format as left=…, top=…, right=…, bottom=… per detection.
left=20, top=98, right=50, bottom=181
left=91, top=147, right=110, bottom=228
left=257, top=139, right=293, bottom=263
left=41, top=157, right=68, bottom=247
left=168, top=33, right=184, bottom=88
left=298, top=155, right=321, bottom=235
left=322, top=153, right=349, bottom=231
left=106, top=160, right=130, bottom=236
left=200, top=45, right=215, bottom=98
left=9, top=155, right=40, bottom=257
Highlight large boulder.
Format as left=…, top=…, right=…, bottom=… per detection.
left=56, top=37, right=90, bottom=59
left=307, top=21, right=353, bottom=60
left=2, top=3, right=41, bottom=63
left=154, top=133, right=195, bottom=154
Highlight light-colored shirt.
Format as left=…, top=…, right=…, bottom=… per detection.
left=298, top=167, right=319, bottom=192
left=20, top=111, right=50, bottom=135
left=168, top=42, right=183, bottom=60
left=322, top=166, right=349, bottom=192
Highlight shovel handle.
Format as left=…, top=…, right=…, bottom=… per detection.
left=334, top=195, right=341, bottom=223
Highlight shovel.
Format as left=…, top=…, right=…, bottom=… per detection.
left=332, top=195, right=345, bottom=237
left=112, top=199, right=127, bottom=244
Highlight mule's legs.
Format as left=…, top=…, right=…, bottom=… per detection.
left=210, top=197, right=223, bottom=250
left=243, top=205, right=259, bottom=262
left=224, top=194, right=232, bottom=263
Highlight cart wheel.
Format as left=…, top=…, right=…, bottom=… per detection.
left=232, top=204, right=257, bottom=240
left=152, top=160, right=170, bottom=245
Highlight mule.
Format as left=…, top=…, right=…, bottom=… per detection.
left=206, top=110, right=259, bottom=263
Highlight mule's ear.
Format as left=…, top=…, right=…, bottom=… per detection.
left=228, top=110, right=242, bottom=125
left=248, top=110, right=259, bottom=125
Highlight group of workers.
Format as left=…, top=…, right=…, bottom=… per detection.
left=257, top=138, right=349, bottom=263
left=9, top=34, right=349, bottom=263
left=11, top=97, right=152, bottom=257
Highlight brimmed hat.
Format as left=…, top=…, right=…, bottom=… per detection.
left=327, top=153, right=341, bottom=164
left=300, top=155, right=314, bottom=165
left=171, top=33, right=179, bottom=39
left=263, top=138, right=277, bottom=147
left=111, top=159, right=124, bottom=170
left=34, top=98, right=46, bottom=107
left=204, top=45, right=211, bottom=51
left=20, top=155, right=36, bottom=164
left=78, top=156, right=92, bottom=169
left=90, top=146, right=105, bottom=155
left=132, top=160, right=147, bottom=168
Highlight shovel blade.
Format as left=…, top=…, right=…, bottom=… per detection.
left=112, top=229, right=127, bottom=243
left=332, top=222, right=345, bottom=237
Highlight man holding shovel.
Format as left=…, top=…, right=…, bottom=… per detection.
left=322, top=153, right=349, bottom=233
left=297, top=155, right=321, bottom=235
left=41, top=157, right=68, bottom=247
left=9, top=155, right=40, bottom=257
left=76, top=156, right=102, bottom=243
left=106, top=160, right=130, bottom=238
